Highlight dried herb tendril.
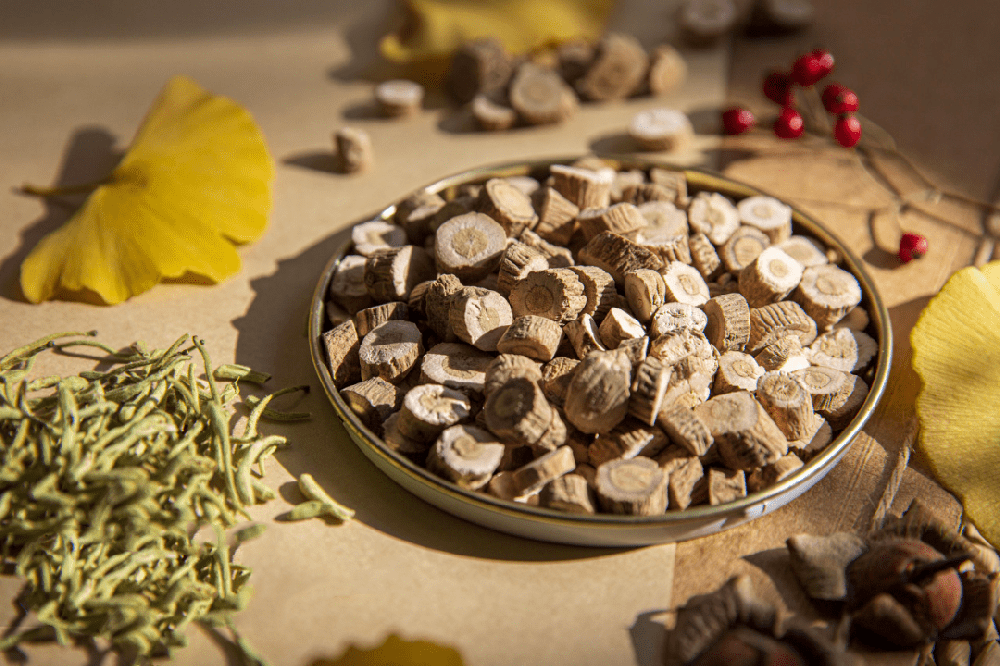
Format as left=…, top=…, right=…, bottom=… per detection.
left=0, top=332, right=316, bottom=662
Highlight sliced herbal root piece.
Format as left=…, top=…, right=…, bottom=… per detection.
left=688, top=192, right=740, bottom=245
left=640, top=233, right=692, bottom=266
left=477, top=178, right=539, bottom=237
left=532, top=186, right=579, bottom=246
left=778, top=235, right=828, bottom=268
left=788, top=416, right=832, bottom=460
left=596, top=457, right=667, bottom=515
left=510, top=62, right=577, bottom=126
left=472, top=94, right=516, bottom=131
left=663, top=455, right=704, bottom=509
left=395, top=191, right=445, bottom=245
left=446, top=38, right=513, bottom=104
left=849, top=330, right=878, bottom=372
left=398, top=383, right=472, bottom=443
left=639, top=201, right=688, bottom=237
left=496, top=242, right=549, bottom=296
left=791, top=366, right=848, bottom=411
left=794, top=264, right=863, bottom=330
left=358, top=320, right=424, bottom=383
left=484, top=377, right=553, bottom=447
left=435, top=212, right=507, bottom=282
left=374, top=79, right=424, bottom=117
left=564, top=349, right=633, bottom=433
left=322, top=319, right=361, bottom=388
left=564, top=314, right=607, bottom=359
left=748, top=454, right=804, bottom=492
left=576, top=33, right=648, bottom=101
left=708, top=468, right=747, bottom=505
left=450, top=287, right=513, bottom=352
left=714, top=351, right=764, bottom=394
left=420, top=343, right=492, bottom=394
left=599, top=307, right=645, bottom=349
left=629, top=108, right=693, bottom=152
left=695, top=391, right=787, bottom=471
left=484, top=354, right=543, bottom=395
left=364, top=245, right=436, bottom=303
left=540, top=474, right=595, bottom=514
left=649, top=168, right=689, bottom=206
left=703, top=293, right=751, bottom=352
left=340, top=377, right=402, bottom=434
left=630, top=356, right=673, bottom=425
left=351, top=220, right=408, bottom=257
left=550, top=164, right=613, bottom=210
left=818, top=375, right=869, bottom=429
left=489, top=446, right=575, bottom=499
left=723, top=226, right=771, bottom=273
left=739, top=246, right=804, bottom=308
left=688, top=233, right=723, bottom=281
left=577, top=203, right=645, bottom=241
left=329, top=254, right=373, bottom=313
left=424, top=273, right=463, bottom=341
left=747, top=300, right=818, bottom=353
left=807, top=328, right=859, bottom=372
left=834, top=305, right=870, bottom=332
left=756, top=371, right=815, bottom=440
left=427, top=425, right=505, bottom=490
left=660, top=404, right=713, bottom=457
left=617, top=335, right=650, bottom=367
left=737, top=196, right=793, bottom=244
left=384, top=412, right=430, bottom=463
left=649, top=328, right=714, bottom=366
left=519, top=229, right=575, bottom=267
left=612, top=170, right=647, bottom=202
left=509, top=268, right=587, bottom=323
left=648, top=45, right=687, bottom=96
left=568, top=265, right=618, bottom=320
left=623, top=269, right=666, bottom=323
left=589, top=420, right=669, bottom=466
left=541, top=356, right=580, bottom=407
left=754, top=335, right=807, bottom=372
left=650, top=302, right=708, bottom=337
left=580, top=231, right=665, bottom=283
left=355, top=301, right=409, bottom=337
left=496, top=315, right=563, bottom=362
left=661, top=261, right=711, bottom=306
left=334, top=127, right=373, bottom=173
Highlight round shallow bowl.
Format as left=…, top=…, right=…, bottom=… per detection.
left=308, top=157, right=892, bottom=547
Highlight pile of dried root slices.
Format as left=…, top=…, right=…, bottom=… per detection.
left=321, top=159, right=879, bottom=517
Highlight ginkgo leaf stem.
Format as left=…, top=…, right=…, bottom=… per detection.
left=19, top=180, right=109, bottom=198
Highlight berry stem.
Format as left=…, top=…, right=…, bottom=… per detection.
left=799, top=85, right=832, bottom=137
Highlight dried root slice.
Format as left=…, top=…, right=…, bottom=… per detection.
left=472, top=94, right=516, bottom=131
left=395, top=191, right=446, bottom=245
left=334, top=127, right=373, bottom=173
left=688, top=233, right=724, bottom=281
left=358, top=320, right=424, bottom=383
left=794, top=264, right=863, bottom=330
left=661, top=260, right=711, bottom=306
left=621, top=269, right=666, bottom=323
left=834, top=305, right=870, bottom=332
left=557, top=38, right=595, bottom=85
left=707, top=468, right=747, bottom=505
left=519, top=229, right=575, bottom=268
left=649, top=328, right=714, bottom=366
left=398, top=383, right=473, bottom=443
left=427, top=425, right=505, bottom=491
left=340, top=377, right=403, bottom=434
left=617, top=336, right=650, bottom=368
left=790, top=366, right=848, bottom=411
left=446, top=37, right=513, bottom=104
left=564, top=315, right=607, bottom=359
left=660, top=404, right=714, bottom=457
left=785, top=414, right=831, bottom=460
left=807, top=328, right=859, bottom=372
left=541, top=357, right=580, bottom=407
left=484, top=354, right=543, bottom=395
left=629, top=108, right=693, bottom=152
left=703, top=293, right=751, bottom=352
left=374, top=79, right=424, bottom=117
left=738, top=246, right=804, bottom=308
left=364, top=245, right=436, bottom=303
left=650, top=302, right=708, bottom=337
left=747, top=300, right=818, bottom=353
left=576, top=33, right=648, bottom=101
left=695, top=392, right=787, bottom=471
left=564, top=349, right=633, bottom=433
left=778, top=235, right=828, bottom=268
left=579, top=231, right=666, bottom=284
left=450, top=287, right=513, bottom=351
left=723, top=226, right=771, bottom=273
left=540, top=474, right=595, bottom=514
left=649, top=168, right=689, bottom=206
left=639, top=201, right=689, bottom=237
left=578, top=203, right=645, bottom=241
left=420, top=342, right=492, bottom=394
left=532, top=186, right=580, bottom=246
left=753, top=335, right=808, bottom=372
left=355, top=301, right=409, bottom=337
left=849, top=329, right=878, bottom=372
left=484, top=377, right=553, bottom=446
left=611, top=170, right=647, bottom=202
left=496, top=315, right=563, bottom=362
left=435, top=212, right=507, bottom=282
left=351, top=220, right=408, bottom=257
left=737, top=196, right=793, bottom=244
left=663, top=455, right=704, bottom=510
left=714, top=351, right=764, bottom=394
left=677, top=0, right=738, bottom=45
left=510, top=62, right=577, bottom=125
left=753, top=0, right=814, bottom=31
left=659, top=355, right=715, bottom=412
left=648, top=45, right=687, bottom=96
left=550, top=164, right=613, bottom=210
left=477, top=178, right=539, bottom=237
left=689, top=192, right=740, bottom=246
left=816, top=375, right=868, bottom=429
left=640, top=233, right=692, bottom=266
left=747, top=454, right=804, bottom=492
left=495, top=242, right=549, bottom=296
left=509, top=268, right=587, bottom=323
left=489, top=446, right=575, bottom=499
left=589, top=419, right=669, bottom=466
left=630, top=356, right=673, bottom=425
left=424, top=273, right=463, bottom=341
left=329, top=254, right=373, bottom=313
left=569, top=265, right=618, bottom=320
left=322, top=319, right=362, bottom=387
left=384, top=412, right=429, bottom=463
left=595, top=457, right=667, bottom=515
left=599, top=307, right=646, bottom=349
left=505, top=176, right=540, bottom=198
left=756, top=371, right=816, bottom=440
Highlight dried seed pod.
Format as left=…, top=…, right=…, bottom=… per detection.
left=628, top=108, right=693, bottom=152
left=496, top=315, right=563, bottom=361
left=817, top=375, right=869, bottom=429
left=424, top=273, right=463, bottom=341
left=351, top=220, right=408, bottom=257
left=807, top=328, right=859, bottom=372
left=747, top=300, right=818, bottom=354
left=695, top=391, right=787, bottom=471
left=532, top=186, right=580, bottom=246
left=364, top=245, right=436, bottom=303
left=446, top=37, right=513, bottom=104
left=703, top=293, right=751, bottom=352
left=540, top=474, right=595, bottom=514
left=738, top=246, right=804, bottom=308
left=677, top=0, right=738, bottom=46
left=358, top=320, right=424, bottom=383
left=495, top=242, right=549, bottom=296
left=489, top=445, right=576, bottom=499
left=341, top=376, right=403, bottom=434
left=579, top=231, right=666, bottom=284
left=737, top=196, right=793, bottom=244
left=714, top=351, right=765, bottom=394
left=756, top=371, right=815, bottom=440
left=661, top=260, right=711, bottom=306
left=576, top=33, right=648, bottom=101
left=754, top=335, right=807, bottom=372
left=577, top=202, right=646, bottom=241
left=550, top=164, right=613, bottom=209
left=660, top=404, right=714, bottom=457
left=374, top=79, right=424, bottom=117
left=519, top=228, right=575, bottom=267
left=355, top=301, right=409, bottom=337
left=723, top=226, right=771, bottom=273
left=649, top=328, right=715, bottom=366
left=622, top=269, right=666, bottom=323
left=564, top=314, right=607, bottom=359
left=329, top=254, right=374, bottom=312
left=509, top=268, right=587, bottom=323
left=449, top=286, right=513, bottom=351
left=793, top=264, right=863, bottom=330
left=334, top=127, right=373, bottom=173
left=397, top=383, right=473, bottom=443
left=427, top=425, right=505, bottom=490
left=650, top=302, right=708, bottom=337
left=322, top=319, right=362, bottom=387
left=649, top=168, right=689, bottom=206
left=434, top=211, right=507, bottom=282
left=419, top=342, right=492, bottom=394
left=688, top=233, right=724, bottom=281
left=541, top=356, right=580, bottom=407
left=708, top=468, right=747, bottom=505
left=689, top=192, right=740, bottom=246
left=564, top=349, right=633, bottom=433
left=648, top=45, right=687, bottom=96
left=595, top=456, right=667, bottom=515
left=510, top=62, right=578, bottom=125
left=477, top=178, right=539, bottom=237
left=599, top=307, right=645, bottom=349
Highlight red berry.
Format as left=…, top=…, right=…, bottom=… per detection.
left=822, top=83, right=860, bottom=114
left=773, top=107, right=804, bottom=139
left=791, top=49, right=835, bottom=86
left=722, top=107, right=756, bottom=135
left=834, top=113, right=862, bottom=147
left=762, top=70, right=794, bottom=106
left=899, top=233, right=928, bottom=263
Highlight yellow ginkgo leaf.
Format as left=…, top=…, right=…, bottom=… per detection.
left=20, top=75, right=274, bottom=305
left=912, top=261, right=1000, bottom=549
left=380, top=0, right=614, bottom=68
left=310, top=634, right=464, bottom=666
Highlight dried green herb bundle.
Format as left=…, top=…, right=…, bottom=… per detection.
left=0, top=332, right=295, bottom=658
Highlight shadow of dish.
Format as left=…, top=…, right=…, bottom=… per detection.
left=231, top=219, right=630, bottom=562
